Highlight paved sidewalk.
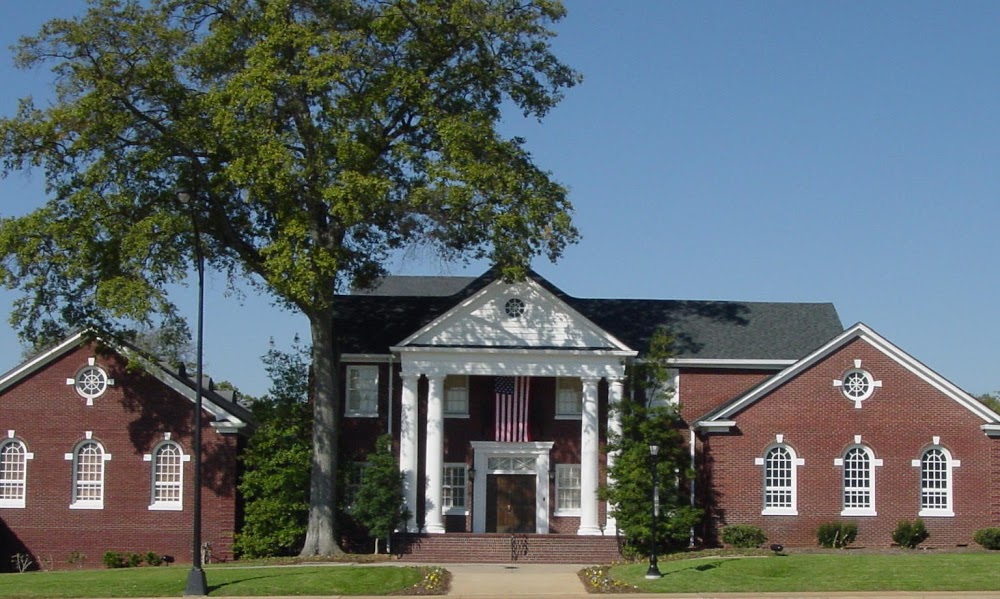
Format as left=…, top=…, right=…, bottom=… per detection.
left=67, top=561, right=1000, bottom=599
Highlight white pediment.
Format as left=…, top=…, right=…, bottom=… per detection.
left=396, top=278, right=632, bottom=352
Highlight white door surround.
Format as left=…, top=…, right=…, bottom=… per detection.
left=471, top=441, right=554, bottom=533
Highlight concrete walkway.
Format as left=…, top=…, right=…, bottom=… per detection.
left=446, top=562, right=586, bottom=596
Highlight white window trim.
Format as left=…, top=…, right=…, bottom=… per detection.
left=144, top=439, right=190, bottom=511
left=345, top=365, right=379, bottom=418
left=442, top=463, right=469, bottom=515
left=554, top=463, right=582, bottom=516
left=554, top=378, right=582, bottom=420
left=444, top=376, right=470, bottom=419
left=912, top=441, right=959, bottom=517
left=66, top=440, right=111, bottom=510
left=755, top=437, right=803, bottom=516
left=836, top=441, right=882, bottom=517
left=0, top=438, right=33, bottom=509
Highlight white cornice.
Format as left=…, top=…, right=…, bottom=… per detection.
left=391, top=346, right=635, bottom=358
left=0, top=331, right=87, bottom=392
left=695, top=420, right=736, bottom=432
left=669, top=358, right=794, bottom=370
left=340, top=354, right=395, bottom=363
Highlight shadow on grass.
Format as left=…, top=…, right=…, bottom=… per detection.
left=207, top=569, right=327, bottom=594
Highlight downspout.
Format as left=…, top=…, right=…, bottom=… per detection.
left=388, top=354, right=395, bottom=437
left=689, top=428, right=696, bottom=548
left=387, top=353, right=395, bottom=554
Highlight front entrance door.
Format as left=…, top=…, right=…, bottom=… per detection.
left=485, top=474, right=536, bottom=533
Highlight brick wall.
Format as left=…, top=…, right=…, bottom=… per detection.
left=698, top=338, right=998, bottom=548
left=0, top=342, right=243, bottom=570
left=679, top=368, right=773, bottom=423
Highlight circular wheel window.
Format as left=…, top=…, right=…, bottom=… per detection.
left=841, top=369, right=874, bottom=402
left=75, top=365, right=110, bottom=400
left=504, top=297, right=526, bottom=319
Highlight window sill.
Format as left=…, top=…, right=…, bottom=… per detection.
left=761, top=508, right=798, bottom=516
left=918, top=508, right=954, bottom=517
left=70, top=502, right=104, bottom=510
left=840, top=508, right=876, bottom=517
left=443, top=508, right=468, bottom=516
left=345, top=412, right=379, bottom=418
left=0, top=500, right=25, bottom=509
left=554, top=414, right=582, bottom=421
left=444, top=413, right=470, bottom=419
left=554, top=509, right=581, bottom=517
left=149, top=503, right=184, bottom=511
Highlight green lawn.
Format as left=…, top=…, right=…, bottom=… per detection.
left=0, top=564, right=430, bottom=598
left=612, top=552, right=1000, bottom=593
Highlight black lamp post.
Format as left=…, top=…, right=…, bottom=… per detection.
left=178, top=190, right=208, bottom=597
left=645, top=444, right=662, bottom=579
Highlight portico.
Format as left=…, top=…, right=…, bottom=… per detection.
left=390, top=276, right=635, bottom=536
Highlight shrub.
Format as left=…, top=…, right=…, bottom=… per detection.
left=817, top=521, right=858, bottom=548
left=145, top=552, right=163, bottom=567
left=721, top=524, right=767, bottom=548
left=974, top=527, right=1000, bottom=550
left=102, top=552, right=126, bottom=569
left=892, top=519, right=929, bottom=549
left=11, top=553, right=34, bottom=573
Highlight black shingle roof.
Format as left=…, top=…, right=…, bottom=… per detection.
left=332, top=269, right=843, bottom=360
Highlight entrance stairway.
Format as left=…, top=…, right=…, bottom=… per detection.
left=393, top=533, right=623, bottom=564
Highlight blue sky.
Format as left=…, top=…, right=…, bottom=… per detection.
left=1, top=1, right=999, bottom=398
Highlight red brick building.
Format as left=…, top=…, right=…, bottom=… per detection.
left=334, top=268, right=1000, bottom=556
left=0, top=331, right=252, bottom=570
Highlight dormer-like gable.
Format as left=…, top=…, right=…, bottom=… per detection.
left=697, top=322, right=1000, bottom=436
left=395, top=276, right=633, bottom=353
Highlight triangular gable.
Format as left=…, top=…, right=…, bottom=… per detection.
left=0, top=330, right=251, bottom=433
left=395, top=271, right=633, bottom=353
left=698, top=322, right=1000, bottom=435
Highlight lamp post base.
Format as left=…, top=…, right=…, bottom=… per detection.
left=184, top=566, right=208, bottom=596
left=645, top=557, right=662, bottom=579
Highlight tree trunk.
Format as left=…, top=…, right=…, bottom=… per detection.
left=299, top=308, right=344, bottom=556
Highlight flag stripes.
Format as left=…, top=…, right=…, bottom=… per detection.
left=495, top=376, right=531, bottom=442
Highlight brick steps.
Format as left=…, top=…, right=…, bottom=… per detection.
left=393, top=533, right=623, bottom=564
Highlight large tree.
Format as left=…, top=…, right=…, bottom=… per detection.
left=601, top=328, right=702, bottom=556
left=0, top=0, right=579, bottom=555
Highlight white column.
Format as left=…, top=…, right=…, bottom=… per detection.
left=578, top=376, right=602, bottom=535
left=424, top=374, right=446, bottom=533
left=604, top=377, right=624, bottom=534
left=399, top=372, right=420, bottom=532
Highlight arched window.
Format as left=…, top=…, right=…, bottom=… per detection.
left=754, top=437, right=802, bottom=515
left=150, top=441, right=185, bottom=510
left=71, top=441, right=107, bottom=509
left=840, top=445, right=879, bottom=516
left=0, top=440, right=29, bottom=508
left=913, top=444, right=959, bottom=517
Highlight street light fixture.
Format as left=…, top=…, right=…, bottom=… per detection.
left=645, top=444, right=662, bottom=580
left=178, top=190, right=208, bottom=597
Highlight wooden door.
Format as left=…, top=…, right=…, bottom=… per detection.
left=485, top=474, right=536, bottom=533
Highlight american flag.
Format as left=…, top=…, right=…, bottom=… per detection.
left=495, top=376, right=531, bottom=442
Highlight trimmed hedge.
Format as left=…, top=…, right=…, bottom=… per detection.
left=892, top=519, right=929, bottom=549
left=817, top=522, right=858, bottom=548
left=721, top=524, right=767, bottom=549
left=974, top=527, right=1000, bottom=550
